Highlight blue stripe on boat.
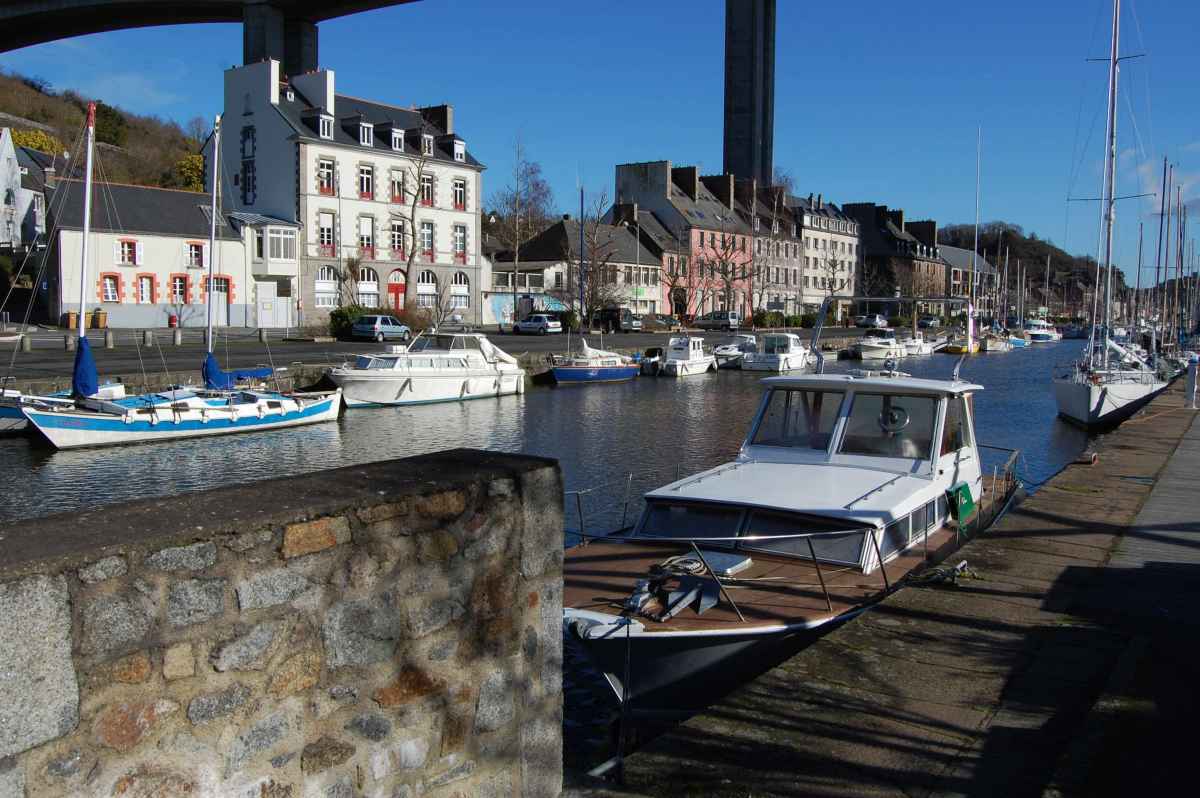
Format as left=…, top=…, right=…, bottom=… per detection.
left=24, top=395, right=336, bottom=433
left=550, top=365, right=640, bottom=384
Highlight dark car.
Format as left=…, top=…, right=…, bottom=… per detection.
left=592, top=307, right=642, bottom=333
left=918, top=316, right=942, bottom=329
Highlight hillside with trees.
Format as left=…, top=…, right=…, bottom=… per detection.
left=939, top=221, right=1125, bottom=316
left=0, top=68, right=205, bottom=191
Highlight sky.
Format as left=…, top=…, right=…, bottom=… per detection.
left=3, top=0, right=1198, bottom=283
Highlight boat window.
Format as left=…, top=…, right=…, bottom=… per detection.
left=462, top=337, right=482, bottom=351
left=639, top=502, right=742, bottom=544
left=740, top=509, right=864, bottom=564
left=370, top=357, right=398, bottom=370
left=751, top=389, right=844, bottom=451
left=940, top=396, right=973, bottom=455
left=355, top=355, right=375, bottom=369
left=763, top=336, right=789, bottom=354
left=838, top=393, right=936, bottom=460
left=407, top=357, right=434, bottom=368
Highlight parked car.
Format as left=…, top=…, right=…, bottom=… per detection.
left=352, top=315, right=411, bottom=342
left=694, top=310, right=741, bottom=331
left=514, top=313, right=563, bottom=335
left=918, top=316, right=942, bottom=329
left=645, top=314, right=681, bottom=331
left=855, top=314, right=888, bottom=329
left=592, top=307, right=642, bottom=333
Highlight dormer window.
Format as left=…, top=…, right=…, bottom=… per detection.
left=359, top=123, right=373, bottom=147
left=453, top=141, right=465, bottom=162
left=319, top=116, right=333, bottom=140
left=391, top=130, right=403, bottom=151
left=421, top=135, right=434, bottom=156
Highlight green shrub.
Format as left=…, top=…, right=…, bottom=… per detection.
left=329, top=305, right=368, bottom=338
left=798, top=313, right=817, bottom=328
left=559, top=310, right=579, bottom=332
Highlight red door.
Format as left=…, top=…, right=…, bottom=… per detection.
left=387, top=271, right=406, bottom=309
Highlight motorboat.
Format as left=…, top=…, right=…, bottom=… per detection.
left=1025, top=318, right=1061, bottom=342
left=330, top=333, right=527, bottom=403
left=640, top=347, right=665, bottom=376
left=660, top=336, right=716, bottom=377
left=564, top=368, right=999, bottom=708
left=943, top=332, right=980, bottom=354
left=980, top=333, right=1012, bottom=353
left=713, top=334, right=758, bottom=370
left=1053, top=338, right=1168, bottom=430
left=742, top=333, right=811, bottom=373
left=549, top=338, right=639, bottom=384
left=903, top=333, right=936, bottom=356
left=853, top=328, right=906, bottom=360
left=1008, top=333, right=1030, bottom=348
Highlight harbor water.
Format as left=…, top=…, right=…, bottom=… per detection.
left=0, top=341, right=1088, bottom=525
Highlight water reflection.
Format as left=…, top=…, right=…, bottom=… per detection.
left=0, top=341, right=1089, bottom=524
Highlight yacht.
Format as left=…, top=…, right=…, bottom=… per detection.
left=853, top=328, right=906, bottom=360
left=549, top=338, right=639, bottom=384
left=713, top=334, right=758, bottom=369
left=660, top=336, right=716, bottom=377
left=742, top=333, right=811, bottom=373
left=328, top=333, right=525, bottom=406
left=903, top=332, right=936, bottom=356
left=564, top=369, right=996, bottom=708
left=1025, top=319, right=1061, bottom=342
left=1053, top=338, right=1168, bottom=430
left=980, top=333, right=1012, bottom=353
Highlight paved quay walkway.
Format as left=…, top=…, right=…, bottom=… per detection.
left=575, top=382, right=1200, bottom=798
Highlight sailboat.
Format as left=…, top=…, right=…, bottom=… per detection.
left=946, top=130, right=984, bottom=355
left=1053, top=0, right=1167, bottom=431
left=20, top=111, right=342, bottom=449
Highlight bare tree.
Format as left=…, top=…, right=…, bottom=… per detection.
left=485, top=140, right=555, bottom=327
left=549, top=192, right=626, bottom=327
left=184, top=116, right=209, bottom=147
left=694, top=218, right=755, bottom=318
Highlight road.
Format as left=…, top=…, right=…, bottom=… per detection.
left=1, top=326, right=867, bottom=381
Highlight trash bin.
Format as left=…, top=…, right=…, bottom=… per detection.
left=168, top=314, right=178, bottom=328
left=91, top=310, right=108, bottom=329
left=64, top=311, right=78, bottom=330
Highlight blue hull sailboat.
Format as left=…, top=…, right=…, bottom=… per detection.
left=20, top=110, right=342, bottom=449
left=550, top=338, right=640, bottom=384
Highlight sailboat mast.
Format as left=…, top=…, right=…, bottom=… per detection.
left=206, top=115, right=221, bottom=355
left=77, top=103, right=97, bottom=342
left=1153, top=158, right=1167, bottom=332
left=970, top=126, right=981, bottom=349
left=1044, top=254, right=1051, bottom=317
left=1100, top=0, right=1121, bottom=369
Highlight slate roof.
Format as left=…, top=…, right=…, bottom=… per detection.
left=668, top=178, right=753, bottom=235
left=48, top=180, right=240, bottom=240
left=16, top=147, right=52, bottom=192
left=497, top=219, right=662, bottom=267
left=229, top=211, right=298, bottom=228
left=275, top=88, right=483, bottom=169
left=940, top=244, right=998, bottom=275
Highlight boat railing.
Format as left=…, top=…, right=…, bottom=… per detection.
left=571, top=525, right=887, bottom=620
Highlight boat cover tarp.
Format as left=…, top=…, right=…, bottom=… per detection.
left=580, top=338, right=630, bottom=362
left=72, top=336, right=98, bottom=398
left=203, top=352, right=272, bottom=389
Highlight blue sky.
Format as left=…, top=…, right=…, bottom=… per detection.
left=3, top=0, right=1197, bottom=282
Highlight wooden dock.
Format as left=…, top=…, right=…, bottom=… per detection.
left=575, top=381, right=1200, bottom=797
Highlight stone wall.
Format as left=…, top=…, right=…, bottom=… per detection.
left=0, top=449, right=564, bottom=798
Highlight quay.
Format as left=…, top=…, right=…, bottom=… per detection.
left=573, top=381, right=1200, bottom=797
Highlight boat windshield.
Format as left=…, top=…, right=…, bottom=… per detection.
left=763, top=335, right=792, bottom=354
left=837, top=393, right=937, bottom=460
left=639, top=501, right=741, bottom=543
left=409, top=335, right=473, bottom=352
left=355, top=356, right=399, bottom=370
left=751, top=389, right=844, bottom=451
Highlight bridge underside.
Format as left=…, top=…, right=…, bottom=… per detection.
left=1, top=1, right=418, bottom=76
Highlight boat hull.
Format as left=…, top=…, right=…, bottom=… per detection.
left=660, top=356, right=716, bottom=377
left=551, top=365, right=639, bottom=384
left=333, top=369, right=525, bottom=406
left=741, top=353, right=809, bottom=372
left=21, top=392, right=343, bottom=449
left=714, top=353, right=744, bottom=370
left=856, top=343, right=905, bottom=360
left=1053, top=375, right=1167, bottom=430
left=0, top=402, right=26, bottom=432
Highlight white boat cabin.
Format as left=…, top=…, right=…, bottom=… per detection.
left=665, top=336, right=707, bottom=362
left=633, top=372, right=984, bottom=574
left=350, top=333, right=518, bottom=372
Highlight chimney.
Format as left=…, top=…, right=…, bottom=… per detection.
left=816, top=193, right=822, bottom=209
left=887, top=208, right=904, bottom=230
left=418, top=104, right=454, bottom=134
left=808, top=192, right=813, bottom=206
left=43, top=164, right=57, bottom=188
left=290, top=67, right=334, bottom=113
left=702, top=173, right=735, bottom=209
left=672, top=166, right=699, bottom=201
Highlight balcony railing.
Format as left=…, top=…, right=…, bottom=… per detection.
left=318, top=184, right=335, bottom=196
left=317, top=243, right=336, bottom=257
left=359, top=246, right=376, bottom=260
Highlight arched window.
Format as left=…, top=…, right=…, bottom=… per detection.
left=314, top=264, right=338, bottom=309
left=357, top=267, right=380, bottom=307
left=316, top=265, right=337, bottom=282
left=417, top=270, right=438, bottom=307
left=450, top=271, right=470, bottom=309
left=387, top=269, right=406, bottom=310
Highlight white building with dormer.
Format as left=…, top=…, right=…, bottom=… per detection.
left=220, top=60, right=485, bottom=328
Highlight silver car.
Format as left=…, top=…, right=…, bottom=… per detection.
left=352, top=315, right=411, bottom=342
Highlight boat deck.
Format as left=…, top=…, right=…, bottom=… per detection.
left=564, top=525, right=957, bottom=632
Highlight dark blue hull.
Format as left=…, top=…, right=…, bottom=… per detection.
left=551, top=365, right=640, bottom=384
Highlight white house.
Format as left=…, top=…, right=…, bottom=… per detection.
left=1, top=128, right=46, bottom=253
left=219, top=60, right=485, bottom=328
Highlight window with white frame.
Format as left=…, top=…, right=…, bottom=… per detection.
left=358, top=217, right=375, bottom=253
left=171, top=275, right=188, bottom=304
left=319, top=116, right=333, bottom=140
left=450, top=271, right=469, bottom=308
left=452, top=224, right=467, bottom=262
left=358, top=165, right=374, bottom=199
left=420, top=221, right=434, bottom=259
left=137, top=275, right=153, bottom=304
left=357, top=266, right=379, bottom=306
left=315, top=264, right=338, bottom=308
left=390, top=171, right=404, bottom=202
left=187, top=243, right=204, bottom=268
left=119, top=240, right=137, bottom=265
left=254, top=229, right=264, bottom=260
left=359, top=123, right=373, bottom=147
left=391, top=129, right=403, bottom=151
left=318, top=212, right=335, bottom=254
left=420, top=174, right=434, bottom=206
left=317, top=159, right=335, bottom=194
left=421, top=135, right=434, bottom=156
left=453, top=141, right=465, bottom=162
left=390, top=220, right=405, bottom=255
left=416, top=269, right=437, bottom=307
left=101, top=275, right=119, bottom=302
left=452, top=178, right=466, bottom=210
left=268, top=228, right=297, bottom=260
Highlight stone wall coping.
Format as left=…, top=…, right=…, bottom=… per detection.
left=0, top=448, right=558, bottom=581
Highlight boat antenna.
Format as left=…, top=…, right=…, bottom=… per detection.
left=206, top=113, right=221, bottom=355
